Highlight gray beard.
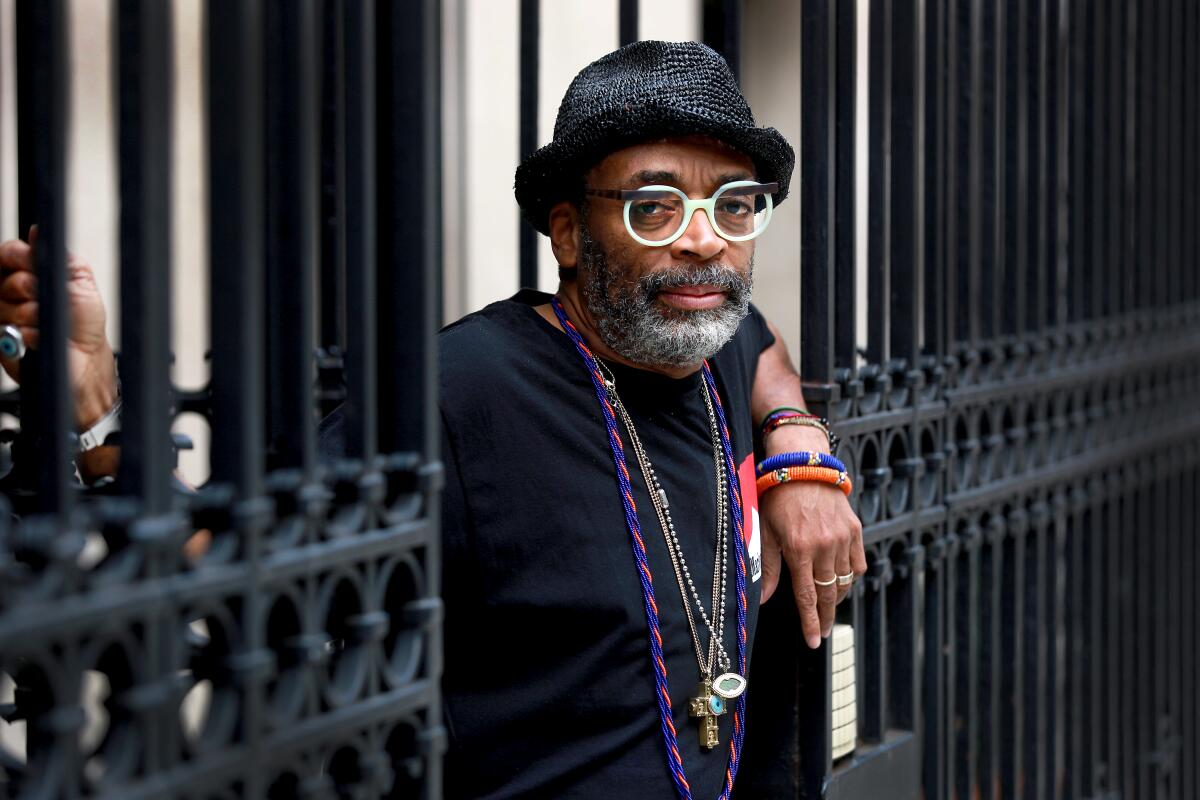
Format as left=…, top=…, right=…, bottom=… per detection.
left=578, top=225, right=753, bottom=368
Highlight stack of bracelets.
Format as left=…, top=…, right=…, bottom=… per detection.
left=759, top=406, right=841, bottom=454
left=756, top=407, right=851, bottom=498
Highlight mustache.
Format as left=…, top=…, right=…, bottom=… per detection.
left=638, top=264, right=750, bottom=295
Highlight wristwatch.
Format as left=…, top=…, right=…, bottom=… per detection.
left=78, top=397, right=122, bottom=451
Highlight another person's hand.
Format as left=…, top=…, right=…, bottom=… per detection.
left=758, top=424, right=867, bottom=650
left=0, top=227, right=118, bottom=430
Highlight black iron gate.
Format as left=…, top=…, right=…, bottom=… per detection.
left=738, top=1, right=1200, bottom=799
left=1, top=0, right=1198, bottom=799
left=0, top=1, right=443, bottom=797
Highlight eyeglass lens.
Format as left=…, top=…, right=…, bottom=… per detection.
left=628, top=185, right=771, bottom=242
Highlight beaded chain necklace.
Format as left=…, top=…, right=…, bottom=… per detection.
left=552, top=297, right=749, bottom=800
left=601, top=358, right=733, bottom=740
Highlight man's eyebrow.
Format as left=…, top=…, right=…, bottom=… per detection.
left=627, top=169, right=756, bottom=188
left=714, top=171, right=755, bottom=185
left=631, top=169, right=679, bottom=185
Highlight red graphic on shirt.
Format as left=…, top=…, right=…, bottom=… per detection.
left=737, top=454, right=757, bottom=544
left=737, top=454, right=762, bottom=581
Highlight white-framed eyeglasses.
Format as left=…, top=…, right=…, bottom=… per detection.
left=585, top=180, right=779, bottom=247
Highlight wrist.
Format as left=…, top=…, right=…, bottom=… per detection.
left=763, top=424, right=831, bottom=456
left=74, top=347, right=119, bottom=430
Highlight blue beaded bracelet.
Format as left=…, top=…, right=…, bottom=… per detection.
left=756, top=451, right=847, bottom=478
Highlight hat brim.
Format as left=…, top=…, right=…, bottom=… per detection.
left=514, top=106, right=795, bottom=236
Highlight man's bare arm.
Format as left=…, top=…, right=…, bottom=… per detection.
left=750, top=318, right=867, bottom=648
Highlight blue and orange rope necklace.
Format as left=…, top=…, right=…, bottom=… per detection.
left=551, top=297, right=749, bottom=800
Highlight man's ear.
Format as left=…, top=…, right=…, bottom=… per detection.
left=548, top=201, right=582, bottom=268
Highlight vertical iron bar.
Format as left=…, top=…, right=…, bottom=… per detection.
left=866, top=0, right=892, bottom=366
left=319, top=0, right=345, bottom=359
left=1026, top=0, right=1047, bottom=335
left=977, top=0, right=999, bottom=344
left=1154, top=0, right=1170, bottom=313
left=376, top=0, right=441, bottom=461
left=619, top=0, right=638, bottom=46
left=923, top=545, right=947, bottom=800
left=999, top=520, right=1022, bottom=797
left=798, top=0, right=836, bottom=385
left=1066, top=0, right=1086, bottom=325
left=833, top=0, right=856, bottom=375
left=1001, top=0, right=1026, bottom=337
left=116, top=0, right=173, bottom=510
left=342, top=0, right=377, bottom=460
left=518, top=0, right=539, bottom=289
left=1123, top=0, right=1137, bottom=318
left=861, top=562, right=887, bottom=743
left=16, top=0, right=71, bottom=515
left=1091, top=0, right=1106, bottom=322
left=980, top=518, right=1003, bottom=799
left=943, top=0, right=959, bottom=354
left=376, top=7, right=443, bottom=798
left=923, top=0, right=946, bottom=358
left=702, top=0, right=742, bottom=82
left=1108, top=0, right=1126, bottom=319
left=952, top=531, right=980, bottom=798
left=264, top=0, right=318, bottom=473
left=1047, top=0, right=1067, bottom=329
left=889, top=0, right=925, bottom=368
left=1184, top=0, right=1198, bottom=309
left=961, top=0, right=983, bottom=349
left=1137, top=0, right=1154, bottom=317
left=208, top=0, right=265, bottom=493
left=1022, top=505, right=1044, bottom=800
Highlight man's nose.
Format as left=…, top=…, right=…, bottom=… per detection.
left=670, top=206, right=726, bottom=262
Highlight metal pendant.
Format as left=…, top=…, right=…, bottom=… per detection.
left=711, top=672, right=747, bottom=700
left=688, top=680, right=724, bottom=750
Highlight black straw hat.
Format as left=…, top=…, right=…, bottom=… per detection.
left=514, top=40, right=795, bottom=236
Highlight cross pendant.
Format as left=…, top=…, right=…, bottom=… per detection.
left=688, top=680, right=726, bottom=750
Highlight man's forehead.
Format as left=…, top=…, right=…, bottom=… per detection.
left=587, top=135, right=756, bottom=186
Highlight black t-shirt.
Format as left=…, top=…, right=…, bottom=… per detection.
left=321, top=290, right=773, bottom=799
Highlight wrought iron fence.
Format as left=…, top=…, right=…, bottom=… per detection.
left=0, top=0, right=443, bottom=797
left=1, top=0, right=1198, bottom=799
left=738, top=0, right=1200, bottom=798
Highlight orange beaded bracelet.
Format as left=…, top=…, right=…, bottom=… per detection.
left=755, top=465, right=853, bottom=497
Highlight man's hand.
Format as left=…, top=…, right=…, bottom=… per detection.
left=758, top=424, right=867, bottom=650
left=0, top=227, right=118, bottom=427
left=0, top=228, right=119, bottom=481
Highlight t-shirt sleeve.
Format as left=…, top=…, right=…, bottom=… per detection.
left=745, top=302, right=776, bottom=354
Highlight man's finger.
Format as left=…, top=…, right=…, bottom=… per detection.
left=789, top=553, right=822, bottom=649
left=0, top=300, right=37, bottom=328
left=811, top=537, right=838, bottom=638
left=0, top=239, right=34, bottom=274
left=834, top=534, right=853, bottom=604
left=0, top=272, right=37, bottom=303
left=850, top=516, right=868, bottom=576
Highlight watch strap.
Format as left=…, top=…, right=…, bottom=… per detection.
left=78, top=398, right=122, bottom=452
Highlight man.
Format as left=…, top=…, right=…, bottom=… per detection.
left=357, top=41, right=862, bottom=797
left=0, top=40, right=864, bottom=799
